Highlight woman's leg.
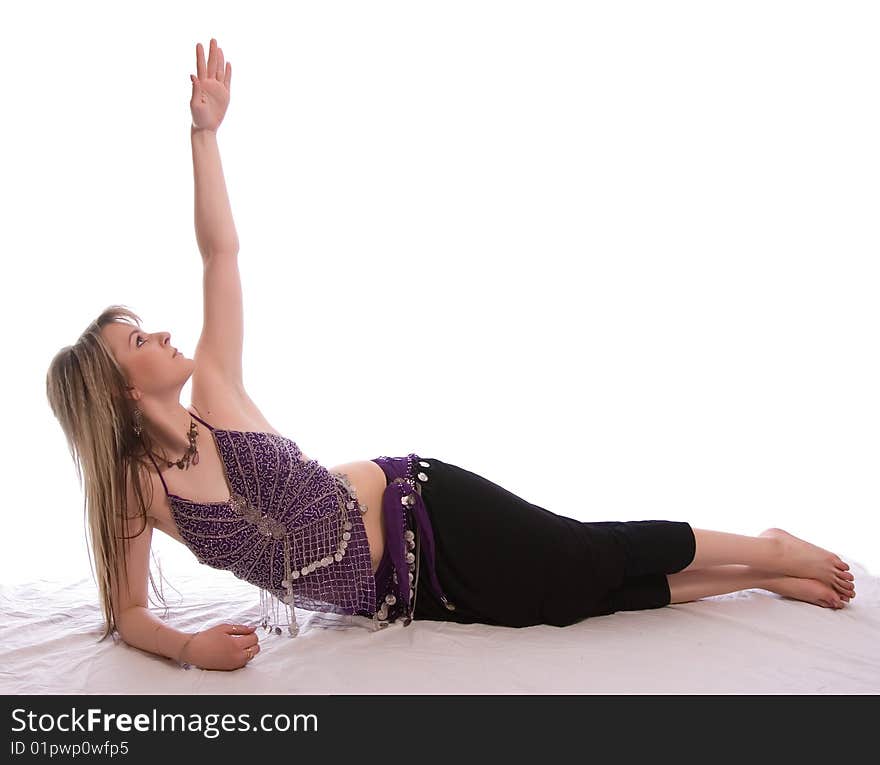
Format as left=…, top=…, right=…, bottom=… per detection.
left=681, top=527, right=855, bottom=598
left=667, top=564, right=855, bottom=609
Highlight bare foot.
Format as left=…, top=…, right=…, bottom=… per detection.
left=761, top=573, right=851, bottom=609
left=759, top=527, right=855, bottom=595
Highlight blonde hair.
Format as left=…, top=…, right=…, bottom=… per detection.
left=45, top=304, right=175, bottom=642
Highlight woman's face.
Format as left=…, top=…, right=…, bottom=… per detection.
left=101, top=320, right=192, bottom=397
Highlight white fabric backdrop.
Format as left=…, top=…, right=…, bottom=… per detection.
left=3, top=553, right=877, bottom=694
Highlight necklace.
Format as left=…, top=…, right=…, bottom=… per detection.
left=152, top=419, right=201, bottom=470
left=133, top=407, right=201, bottom=470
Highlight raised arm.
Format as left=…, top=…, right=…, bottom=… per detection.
left=191, top=128, right=239, bottom=259
left=190, top=39, right=238, bottom=260
left=189, top=38, right=244, bottom=392
left=186, top=39, right=289, bottom=445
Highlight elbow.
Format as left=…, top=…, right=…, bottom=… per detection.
left=113, top=605, right=141, bottom=640
left=202, top=248, right=239, bottom=266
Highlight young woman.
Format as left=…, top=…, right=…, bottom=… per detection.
left=45, top=38, right=856, bottom=673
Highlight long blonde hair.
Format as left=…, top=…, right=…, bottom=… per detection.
left=45, top=304, right=175, bottom=642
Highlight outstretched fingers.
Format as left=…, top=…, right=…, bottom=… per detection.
left=194, top=38, right=231, bottom=90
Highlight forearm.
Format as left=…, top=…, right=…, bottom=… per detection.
left=191, top=125, right=240, bottom=260
left=116, top=605, right=197, bottom=666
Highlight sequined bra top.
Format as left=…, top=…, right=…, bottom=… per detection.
left=147, top=411, right=376, bottom=637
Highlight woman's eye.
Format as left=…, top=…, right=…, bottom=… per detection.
left=135, top=335, right=146, bottom=348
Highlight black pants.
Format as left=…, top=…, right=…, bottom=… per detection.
left=411, top=457, right=696, bottom=628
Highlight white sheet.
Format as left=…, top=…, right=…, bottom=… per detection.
left=2, top=555, right=878, bottom=694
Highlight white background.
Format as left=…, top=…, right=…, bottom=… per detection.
left=3, top=1, right=877, bottom=589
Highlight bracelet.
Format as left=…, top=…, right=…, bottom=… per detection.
left=177, top=630, right=201, bottom=669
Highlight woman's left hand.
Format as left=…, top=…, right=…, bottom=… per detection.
left=190, top=38, right=231, bottom=133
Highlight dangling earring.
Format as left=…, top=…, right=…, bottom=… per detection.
left=133, top=407, right=143, bottom=436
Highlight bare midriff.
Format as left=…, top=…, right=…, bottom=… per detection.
left=326, top=459, right=387, bottom=574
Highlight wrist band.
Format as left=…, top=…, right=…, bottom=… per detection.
left=177, top=631, right=201, bottom=669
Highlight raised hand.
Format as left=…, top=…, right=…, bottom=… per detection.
left=190, top=38, right=231, bottom=133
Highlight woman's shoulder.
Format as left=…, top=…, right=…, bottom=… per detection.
left=118, top=453, right=161, bottom=528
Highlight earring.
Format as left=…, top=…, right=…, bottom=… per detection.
left=133, top=407, right=143, bottom=436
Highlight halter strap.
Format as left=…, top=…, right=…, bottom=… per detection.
left=187, top=409, right=216, bottom=431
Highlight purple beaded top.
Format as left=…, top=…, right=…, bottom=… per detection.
left=148, top=411, right=376, bottom=628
